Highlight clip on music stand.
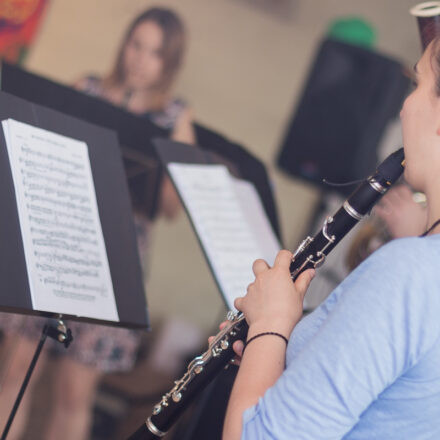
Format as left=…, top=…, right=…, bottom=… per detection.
left=0, top=91, right=149, bottom=439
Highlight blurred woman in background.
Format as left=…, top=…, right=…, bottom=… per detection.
left=223, top=37, right=440, bottom=439
left=0, top=7, right=194, bottom=440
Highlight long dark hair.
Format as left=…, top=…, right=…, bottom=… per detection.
left=104, top=7, right=186, bottom=109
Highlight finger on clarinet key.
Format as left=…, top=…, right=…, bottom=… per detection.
left=233, top=340, right=244, bottom=357
left=234, top=297, right=244, bottom=311
left=252, top=258, right=269, bottom=275
left=294, top=268, right=315, bottom=299
left=274, top=249, right=293, bottom=268
left=219, top=320, right=228, bottom=330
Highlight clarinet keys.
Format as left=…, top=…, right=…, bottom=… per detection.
left=220, top=339, right=229, bottom=350
left=172, top=392, right=182, bottom=403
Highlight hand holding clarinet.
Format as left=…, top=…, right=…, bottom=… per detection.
left=211, top=252, right=314, bottom=365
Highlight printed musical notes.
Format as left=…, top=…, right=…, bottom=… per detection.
left=3, top=119, right=119, bottom=321
left=168, top=163, right=280, bottom=309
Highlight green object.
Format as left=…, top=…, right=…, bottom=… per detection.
left=327, top=17, right=376, bottom=48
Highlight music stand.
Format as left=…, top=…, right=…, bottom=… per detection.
left=0, top=91, right=149, bottom=438
left=0, top=64, right=283, bottom=440
left=1, top=61, right=168, bottom=221
left=0, top=62, right=281, bottom=239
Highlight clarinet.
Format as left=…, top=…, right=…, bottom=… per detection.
left=128, top=148, right=405, bottom=440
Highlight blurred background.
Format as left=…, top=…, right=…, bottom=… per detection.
left=15, top=0, right=419, bottom=330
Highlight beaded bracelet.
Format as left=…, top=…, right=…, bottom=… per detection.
left=242, top=332, right=288, bottom=354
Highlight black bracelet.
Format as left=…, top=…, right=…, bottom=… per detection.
left=243, top=332, right=289, bottom=354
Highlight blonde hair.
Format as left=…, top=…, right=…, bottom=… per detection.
left=104, top=7, right=186, bottom=110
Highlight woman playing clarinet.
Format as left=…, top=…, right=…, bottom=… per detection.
left=223, top=23, right=440, bottom=440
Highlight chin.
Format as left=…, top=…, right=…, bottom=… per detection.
left=125, top=73, right=150, bottom=90
left=404, top=166, right=424, bottom=192
left=126, top=80, right=147, bottom=91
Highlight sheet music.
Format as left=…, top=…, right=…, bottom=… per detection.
left=3, top=119, right=119, bottom=321
left=168, top=163, right=281, bottom=309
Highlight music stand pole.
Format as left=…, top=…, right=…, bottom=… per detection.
left=1, top=316, right=73, bottom=440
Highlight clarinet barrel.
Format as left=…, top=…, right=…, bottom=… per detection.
left=128, top=148, right=405, bottom=440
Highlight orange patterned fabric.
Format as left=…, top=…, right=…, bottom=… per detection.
left=0, top=0, right=48, bottom=63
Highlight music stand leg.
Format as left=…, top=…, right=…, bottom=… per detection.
left=1, top=317, right=73, bottom=440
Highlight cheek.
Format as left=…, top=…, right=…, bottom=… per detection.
left=123, top=46, right=136, bottom=67
left=401, top=93, right=417, bottom=122
left=400, top=98, right=412, bottom=143
left=148, top=56, right=163, bottom=76
left=400, top=95, right=409, bottom=118
left=400, top=92, right=426, bottom=142
left=400, top=95, right=418, bottom=184
left=403, top=165, right=412, bottom=184
left=403, top=161, right=424, bottom=192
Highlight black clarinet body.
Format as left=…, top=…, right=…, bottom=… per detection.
left=128, top=148, right=405, bottom=440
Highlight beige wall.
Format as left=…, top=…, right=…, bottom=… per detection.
left=24, top=0, right=420, bottom=332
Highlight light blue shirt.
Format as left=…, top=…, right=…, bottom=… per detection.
left=242, top=235, right=440, bottom=439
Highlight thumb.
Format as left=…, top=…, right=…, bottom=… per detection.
left=294, top=269, right=315, bottom=299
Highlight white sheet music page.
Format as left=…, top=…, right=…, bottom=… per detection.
left=2, top=119, right=119, bottom=321
left=168, top=163, right=281, bottom=309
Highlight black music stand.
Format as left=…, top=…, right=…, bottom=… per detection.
left=153, top=138, right=281, bottom=312
left=0, top=62, right=281, bottom=240
left=152, top=138, right=282, bottom=439
left=1, top=319, right=73, bottom=440
left=0, top=64, right=283, bottom=440
left=1, top=61, right=169, bottom=221
left=0, top=91, right=149, bottom=438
